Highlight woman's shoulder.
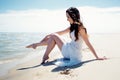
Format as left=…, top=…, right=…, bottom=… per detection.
left=79, top=25, right=86, bottom=31
left=78, top=26, right=87, bottom=36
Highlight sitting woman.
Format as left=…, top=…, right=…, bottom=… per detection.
left=26, top=7, right=106, bottom=67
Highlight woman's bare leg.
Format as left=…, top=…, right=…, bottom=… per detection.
left=41, top=37, right=56, bottom=64
left=26, top=36, right=50, bottom=49
left=26, top=34, right=64, bottom=64
left=41, top=34, right=64, bottom=64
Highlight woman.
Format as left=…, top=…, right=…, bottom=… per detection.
left=26, top=7, right=106, bottom=66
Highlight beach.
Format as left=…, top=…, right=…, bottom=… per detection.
left=0, top=33, right=120, bottom=80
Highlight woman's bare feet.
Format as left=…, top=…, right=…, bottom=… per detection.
left=26, top=43, right=37, bottom=49
left=41, top=56, right=49, bottom=64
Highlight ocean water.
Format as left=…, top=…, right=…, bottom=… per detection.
left=0, top=32, right=48, bottom=63
left=0, top=32, right=51, bottom=76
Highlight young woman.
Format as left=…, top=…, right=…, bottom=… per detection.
left=26, top=7, right=106, bottom=66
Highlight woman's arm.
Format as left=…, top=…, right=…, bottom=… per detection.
left=55, top=27, right=70, bottom=35
left=79, top=28, right=106, bottom=60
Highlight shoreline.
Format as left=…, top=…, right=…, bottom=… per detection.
left=0, top=49, right=45, bottom=77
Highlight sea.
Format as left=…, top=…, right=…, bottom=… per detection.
left=0, top=32, right=49, bottom=60
left=0, top=32, right=48, bottom=76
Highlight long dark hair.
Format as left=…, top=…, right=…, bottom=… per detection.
left=66, top=7, right=87, bottom=41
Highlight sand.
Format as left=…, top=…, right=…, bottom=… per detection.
left=0, top=33, right=120, bottom=80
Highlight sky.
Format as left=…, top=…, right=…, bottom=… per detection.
left=0, top=0, right=120, bottom=33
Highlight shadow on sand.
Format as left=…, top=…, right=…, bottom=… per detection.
left=17, top=60, right=56, bottom=70
left=51, top=59, right=96, bottom=72
left=17, top=64, right=42, bottom=70
left=17, top=59, right=96, bottom=72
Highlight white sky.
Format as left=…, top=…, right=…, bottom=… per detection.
left=0, top=6, right=120, bottom=33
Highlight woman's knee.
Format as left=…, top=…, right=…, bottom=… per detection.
left=50, top=34, right=59, bottom=39
left=46, top=34, right=55, bottom=40
left=47, top=35, right=56, bottom=43
left=48, top=34, right=62, bottom=44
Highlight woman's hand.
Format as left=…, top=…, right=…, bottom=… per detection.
left=96, top=56, right=107, bottom=60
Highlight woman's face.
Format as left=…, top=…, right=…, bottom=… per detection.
left=66, top=12, right=74, bottom=24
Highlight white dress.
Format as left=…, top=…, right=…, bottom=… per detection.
left=54, top=30, right=83, bottom=67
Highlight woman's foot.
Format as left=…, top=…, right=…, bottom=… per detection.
left=26, top=43, right=37, bottom=49
left=41, top=56, right=49, bottom=64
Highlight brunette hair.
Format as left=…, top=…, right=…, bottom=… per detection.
left=66, top=7, right=87, bottom=41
